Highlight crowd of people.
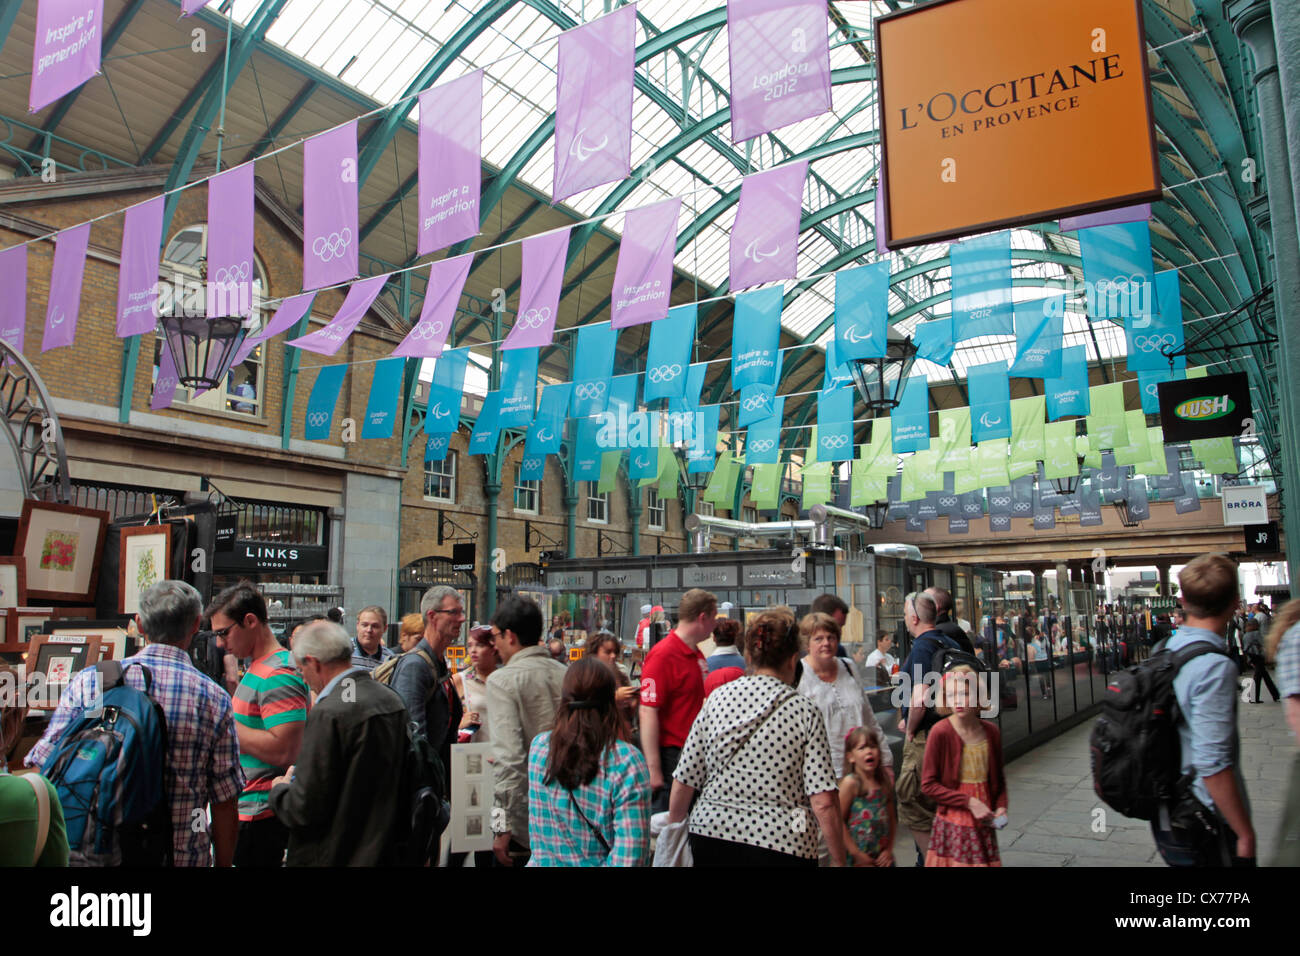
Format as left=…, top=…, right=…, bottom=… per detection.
left=1, top=552, right=1296, bottom=868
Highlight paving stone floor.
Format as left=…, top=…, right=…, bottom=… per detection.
left=900, top=683, right=1295, bottom=867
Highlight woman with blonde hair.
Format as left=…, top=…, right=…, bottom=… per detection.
left=398, top=612, right=424, bottom=653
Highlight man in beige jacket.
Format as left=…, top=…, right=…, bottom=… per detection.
left=487, top=595, right=567, bottom=866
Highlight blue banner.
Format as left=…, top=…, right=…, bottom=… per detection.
left=951, top=231, right=1014, bottom=340
left=835, top=260, right=890, bottom=361
left=687, top=405, right=720, bottom=473
left=1077, top=220, right=1155, bottom=325
left=304, top=364, right=347, bottom=440
left=746, top=395, right=784, bottom=465
left=739, top=351, right=784, bottom=427
left=572, top=322, right=618, bottom=417
left=1044, top=345, right=1090, bottom=420
left=608, top=373, right=639, bottom=415
left=891, top=374, right=930, bottom=454
left=989, top=514, right=1011, bottom=532
left=1125, top=268, right=1184, bottom=373
left=497, top=347, right=539, bottom=429
left=969, top=361, right=1012, bottom=442
left=525, top=382, right=573, bottom=455
left=630, top=444, right=659, bottom=483
left=424, top=347, right=470, bottom=436
left=468, top=391, right=503, bottom=454
left=425, top=433, right=450, bottom=462
left=912, top=318, right=954, bottom=366
left=986, top=485, right=1012, bottom=516
left=361, top=356, right=405, bottom=439
left=668, top=362, right=708, bottom=415
left=731, top=287, right=782, bottom=390
left=520, top=452, right=546, bottom=481
left=1126, top=477, right=1150, bottom=521
left=1008, top=297, right=1064, bottom=378
left=644, top=305, right=696, bottom=401
left=1136, top=365, right=1185, bottom=414
left=817, top=385, right=854, bottom=462
left=572, top=416, right=603, bottom=481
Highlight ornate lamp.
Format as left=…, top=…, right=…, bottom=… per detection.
left=864, top=501, right=888, bottom=529
left=159, top=315, right=247, bottom=390
left=673, top=445, right=711, bottom=491
left=848, top=334, right=918, bottom=416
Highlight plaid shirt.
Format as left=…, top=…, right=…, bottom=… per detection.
left=526, top=732, right=650, bottom=867
left=26, top=642, right=245, bottom=867
left=1278, top=623, right=1300, bottom=699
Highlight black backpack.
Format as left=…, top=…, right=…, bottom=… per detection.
left=1089, top=639, right=1229, bottom=821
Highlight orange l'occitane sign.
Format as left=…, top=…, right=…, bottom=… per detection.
left=875, top=0, right=1161, bottom=247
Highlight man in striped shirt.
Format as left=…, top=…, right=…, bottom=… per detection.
left=208, top=581, right=308, bottom=867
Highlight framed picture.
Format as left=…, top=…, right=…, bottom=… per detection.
left=5, top=608, right=53, bottom=651
left=25, top=632, right=102, bottom=710
left=46, top=619, right=133, bottom=663
left=118, top=525, right=172, bottom=615
left=0, top=557, right=27, bottom=609
left=15, top=500, right=109, bottom=604
left=449, top=742, right=494, bottom=852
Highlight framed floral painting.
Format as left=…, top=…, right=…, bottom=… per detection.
left=118, top=525, right=171, bottom=615
left=15, top=500, right=109, bottom=604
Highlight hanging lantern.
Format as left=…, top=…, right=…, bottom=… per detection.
left=158, top=315, right=247, bottom=391
left=849, top=335, right=918, bottom=416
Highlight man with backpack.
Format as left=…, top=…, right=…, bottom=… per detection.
left=926, top=586, right=975, bottom=655
left=894, top=591, right=961, bottom=865
left=27, top=580, right=245, bottom=866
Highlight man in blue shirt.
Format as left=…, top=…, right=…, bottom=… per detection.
left=1153, top=553, right=1256, bottom=867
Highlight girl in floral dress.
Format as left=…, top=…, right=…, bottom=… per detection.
left=839, top=726, right=895, bottom=867
left=921, top=665, right=1008, bottom=867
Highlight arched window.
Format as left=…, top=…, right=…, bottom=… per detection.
left=150, top=224, right=268, bottom=418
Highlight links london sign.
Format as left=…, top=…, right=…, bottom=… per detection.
left=876, top=0, right=1160, bottom=247
left=217, top=540, right=328, bottom=574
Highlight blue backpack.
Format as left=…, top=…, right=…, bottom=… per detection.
left=41, top=660, right=173, bottom=866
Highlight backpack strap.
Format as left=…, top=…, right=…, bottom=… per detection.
left=95, top=659, right=127, bottom=692
left=1166, top=640, right=1230, bottom=672
left=20, top=773, right=50, bottom=866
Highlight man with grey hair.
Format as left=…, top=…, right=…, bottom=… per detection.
left=269, top=621, right=411, bottom=865
left=26, top=580, right=245, bottom=866
left=388, top=584, right=465, bottom=863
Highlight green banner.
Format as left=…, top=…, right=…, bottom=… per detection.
left=976, top=439, right=1010, bottom=488
left=598, top=450, right=623, bottom=493
left=1135, top=426, right=1167, bottom=476
left=1043, top=420, right=1079, bottom=480
left=653, top=445, right=679, bottom=494
left=918, top=448, right=944, bottom=492
left=801, top=461, right=833, bottom=508
left=1192, top=436, right=1238, bottom=475
left=1008, top=395, right=1046, bottom=475
left=703, top=451, right=742, bottom=505
left=1187, top=366, right=1208, bottom=379
left=953, top=467, right=982, bottom=494
left=751, top=461, right=783, bottom=509
left=1086, top=382, right=1129, bottom=452
left=861, top=427, right=896, bottom=476
left=1113, top=410, right=1152, bottom=467
left=901, top=453, right=925, bottom=501
left=852, top=463, right=888, bottom=505
left=937, top=407, right=972, bottom=472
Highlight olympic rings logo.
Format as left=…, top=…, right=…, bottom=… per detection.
left=428, top=436, right=448, bottom=452
left=647, top=364, right=682, bottom=384
left=940, top=497, right=957, bottom=508
left=574, top=382, right=607, bottom=401
left=820, top=435, right=850, bottom=450
left=991, top=496, right=1010, bottom=507
left=156, top=376, right=176, bottom=392
left=518, top=307, right=552, bottom=330
left=1013, top=501, right=1031, bottom=513
left=741, top=394, right=770, bottom=412
left=307, top=411, right=329, bottom=427
left=213, top=261, right=251, bottom=285
left=410, top=320, right=445, bottom=341
left=1133, top=333, right=1176, bottom=353
left=749, top=438, right=775, bottom=452
left=312, top=229, right=353, bottom=263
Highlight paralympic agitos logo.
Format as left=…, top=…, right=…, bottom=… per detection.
left=894, top=54, right=1127, bottom=133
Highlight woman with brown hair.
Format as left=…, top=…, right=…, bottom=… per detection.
left=454, top=625, right=500, bottom=743
left=398, top=612, right=424, bottom=653
left=526, top=657, right=651, bottom=866
left=668, top=606, right=847, bottom=867
left=587, top=631, right=639, bottom=727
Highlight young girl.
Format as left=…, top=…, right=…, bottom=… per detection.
left=839, top=726, right=896, bottom=867
left=921, top=665, right=1007, bottom=866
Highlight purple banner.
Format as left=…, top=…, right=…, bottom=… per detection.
left=288, top=273, right=389, bottom=356
left=610, top=198, right=680, bottom=328
left=151, top=341, right=179, bottom=410
left=727, top=0, right=831, bottom=143
left=302, top=121, right=359, bottom=291
left=874, top=163, right=890, bottom=256
left=503, top=227, right=570, bottom=350
left=418, top=71, right=482, bottom=256
left=0, top=246, right=28, bottom=355
left=180, top=1, right=207, bottom=16
left=115, top=196, right=164, bottom=338
left=30, top=0, right=104, bottom=113
left=553, top=5, right=636, bottom=202
left=393, top=254, right=473, bottom=358
left=206, top=163, right=255, bottom=317
left=1058, top=203, right=1151, bottom=233
left=41, top=223, right=90, bottom=352
left=730, top=161, right=806, bottom=290
left=232, top=291, right=315, bottom=368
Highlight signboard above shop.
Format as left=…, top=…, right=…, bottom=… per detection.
left=1221, top=485, right=1268, bottom=527
left=1157, top=373, right=1253, bottom=443
left=216, top=540, right=328, bottom=574
left=875, top=0, right=1161, bottom=246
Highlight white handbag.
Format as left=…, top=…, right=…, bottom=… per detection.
left=652, top=819, right=693, bottom=867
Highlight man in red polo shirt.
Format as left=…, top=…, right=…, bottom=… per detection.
left=640, top=588, right=716, bottom=812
